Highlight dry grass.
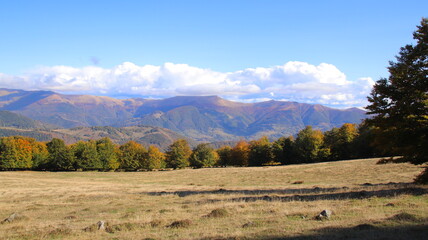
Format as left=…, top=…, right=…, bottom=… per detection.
left=0, top=158, right=427, bottom=239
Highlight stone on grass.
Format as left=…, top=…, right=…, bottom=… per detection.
left=83, top=220, right=111, bottom=232
left=315, top=209, right=332, bottom=220
left=97, top=221, right=106, bottom=230
left=1, top=212, right=26, bottom=224
left=242, top=221, right=262, bottom=228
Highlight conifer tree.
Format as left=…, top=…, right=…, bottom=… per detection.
left=366, top=18, right=428, bottom=182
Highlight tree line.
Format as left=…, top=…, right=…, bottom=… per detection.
left=0, top=122, right=384, bottom=171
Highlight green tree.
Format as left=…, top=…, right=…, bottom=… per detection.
left=366, top=18, right=428, bottom=182
left=119, top=141, right=146, bottom=170
left=294, top=126, right=326, bottom=163
left=144, top=145, right=165, bottom=170
left=272, top=136, right=296, bottom=164
left=165, top=139, right=192, bottom=169
left=324, top=123, right=358, bottom=160
left=351, top=122, right=380, bottom=159
left=46, top=138, right=74, bottom=171
left=216, top=146, right=233, bottom=166
left=96, top=137, right=119, bottom=170
left=189, top=143, right=219, bottom=168
left=248, top=136, right=275, bottom=166
left=72, top=140, right=101, bottom=170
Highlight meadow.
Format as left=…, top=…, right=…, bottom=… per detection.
left=0, top=158, right=427, bottom=240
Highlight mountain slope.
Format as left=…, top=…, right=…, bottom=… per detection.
left=0, top=89, right=367, bottom=141
left=0, top=88, right=146, bottom=128
left=123, top=97, right=366, bottom=141
left=0, top=110, right=57, bottom=129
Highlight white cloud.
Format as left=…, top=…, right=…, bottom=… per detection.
left=0, top=61, right=375, bottom=108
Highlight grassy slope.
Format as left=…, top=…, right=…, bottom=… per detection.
left=0, top=158, right=427, bottom=240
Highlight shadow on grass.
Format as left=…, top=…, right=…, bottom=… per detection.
left=210, top=186, right=427, bottom=203
left=143, top=183, right=427, bottom=203
left=145, top=186, right=345, bottom=197
left=201, top=222, right=428, bottom=240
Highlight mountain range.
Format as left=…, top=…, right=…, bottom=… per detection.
left=0, top=88, right=367, bottom=142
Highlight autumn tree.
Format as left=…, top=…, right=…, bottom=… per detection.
left=0, top=136, right=33, bottom=170
left=231, top=140, right=250, bottom=166
left=30, top=140, right=49, bottom=170
left=144, top=145, right=165, bottom=170
left=165, top=139, right=192, bottom=169
left=46, top=138, right=74, bottom=171
left=119, top=141, right=146, bottom=170
left=366, top=18, right=428, bottom=183
left=189, top=143, right=219, bottom=168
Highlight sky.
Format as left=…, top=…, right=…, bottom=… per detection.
left=0, top=0, right=426, bottom=108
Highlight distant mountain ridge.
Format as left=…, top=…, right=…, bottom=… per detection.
left=0, top=88, right=367, bottom=141
left=0, top=110, right=57, bottom=129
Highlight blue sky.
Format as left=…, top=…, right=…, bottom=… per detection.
left=0, top=0, right=426, bottom=108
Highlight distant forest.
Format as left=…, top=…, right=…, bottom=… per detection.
left=0, top=122, right=386, bottom=171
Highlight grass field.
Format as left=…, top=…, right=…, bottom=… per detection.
left=0, top=158, right=427, bottom=240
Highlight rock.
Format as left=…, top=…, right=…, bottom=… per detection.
left=83, top=220, right=110, bottom=232
left=97, top=221, right=106, bottom=230
left=242, top=222, right=255, bottom=228
left=292, top=181, right=304, bottom=184
left=1, top=212, right=26, bottom=224
left=315, top=209, right=332, bottom=220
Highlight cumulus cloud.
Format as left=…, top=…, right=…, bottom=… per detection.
left=0, top=61, right=374, bottom=108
